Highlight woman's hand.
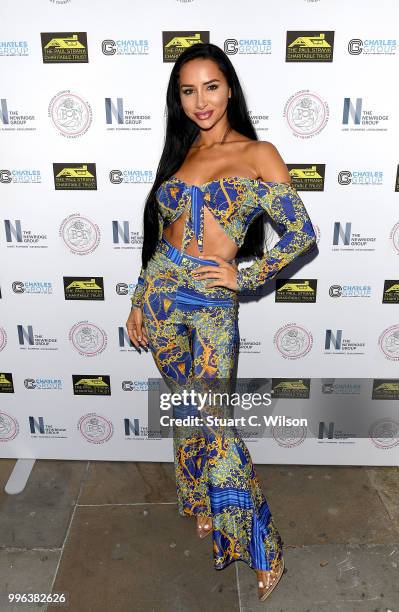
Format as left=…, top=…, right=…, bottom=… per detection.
left=126, top=306, right=149, bottom=351
left=190, top=255, right=238, bottom=291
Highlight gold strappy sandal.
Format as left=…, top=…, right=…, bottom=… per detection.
left=196, top=515, right=212, bottom=539
left=256, top=557, right=285, bottom=601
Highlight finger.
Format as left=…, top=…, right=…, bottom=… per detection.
left=191, top=265, right=221, bottom=275
left=198, top=254, right=226, bottom=263
left=126, top=325, right=141, bottom=349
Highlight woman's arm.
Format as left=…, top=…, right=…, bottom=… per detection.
left=236, top=142, right=317, bottom=293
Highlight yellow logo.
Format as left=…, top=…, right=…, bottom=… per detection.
left=44, top=35, right=85, bottom=49
left=165, top=34, right=203, bottom=48
left=57, top=165, right=94, bottom=178
left=66, top=279, right=102, bottom=290
left=290, top=166, right=322, bottom=179
left=288, top=34, right=331, bottom=48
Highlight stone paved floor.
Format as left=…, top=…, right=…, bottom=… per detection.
left=0, top=459, right=398, bottom=611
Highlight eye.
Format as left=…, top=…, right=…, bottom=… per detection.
left=208, top=84, right=218, bottom=90
left=182, top=89, right=193, bottom=95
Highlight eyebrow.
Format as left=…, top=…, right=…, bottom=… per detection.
left=180, top=78, right=221, bottom=87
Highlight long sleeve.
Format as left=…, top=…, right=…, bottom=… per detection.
left=236, top=181, right=317, bottom=293
left=130, top=265, right=147, bottom=309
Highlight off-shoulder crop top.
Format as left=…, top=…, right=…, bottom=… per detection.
left=131, top=176, right=316, bottom=307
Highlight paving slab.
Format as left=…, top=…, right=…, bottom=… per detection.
left=237, top=543, right=399, bottom=612
left=0, top=460, right=88, bottom=548
left=46, top=503, right=240, bottom=612
left=254, top=465, right=398, bottom=546
left=78, top=460, right=177, bottom=505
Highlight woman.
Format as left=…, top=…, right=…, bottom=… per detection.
left=126, top=42, right=316, bottom=601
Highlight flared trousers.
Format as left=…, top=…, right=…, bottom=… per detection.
left=140, top=236, right=283, bottom=571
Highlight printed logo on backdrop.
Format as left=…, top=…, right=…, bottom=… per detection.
left=342, top=98, right=389, bottom=132
left=40, top=33, right=88, bottom=63
left=124, top=418, right=161, bottom=440
left=271, top=379, right=311, bottom=399
left=53, top=163, right=97, bottom=190
left=382, top=280, right=399, bottom=304
left=69, top=321, right=107, bottom=357
left=329, top=283, right=371, bottom=299
left=239, top=337, right=261, bottom=354
left=338, top=170, right=383, bottom=186
left=102, top=38, right=149, bottom=56
left=59, top=213, right=100, bottom=255
left=273, top=324, right=313, bottom=359
left=318, top=421, right=356, bottom=444
left=223, top=38, right=272, bottom=55
left=275, top=279, right=317, bottom=303
left=389, top=222, right=399, bottom=254
left=109, top=169, right=154, bottom=184
left=162, top=31, right=210, bottom=62
left=49, top=0, right=71, bottom=5
left=64, top=277, right=104, bottom=300
left=272, top=424, right=307, bottom=448
left=118, top=325, right=140, bottom=351
left=17, top=325, right=58, bottom=351
left=0, top=412, right=19, bottom=442
left=121, top=380, right=161, bottom=392
left=348, top=38, right=397, bottom=55
left=372, top=379, right=399, bottom=400
left=378, top=325, right=399, bottom=361
left=0, top=98, right=36, bottom=131
left=48, top=90, right=92, bottom=137
left=4, top=220, right=48, bottom=249
left=105, top=98, right=151, bottom=130
left=286, top=31, right=334, bottom=62
left=324, top=329, right=366, bottom=356
left=0, top=373, right=14, bottom=393
left=283, top=90, right=329, bottom=138
left=0, top=169, right=41, bottom=184
left=24, top=378, right=62, bottom=390
left=320, top=380, right=361, bottom=394
left=0, top=40, right=29, bottom=57
left=287, top=164, right=325, bottom=191
left=72, top=375, right=111, bottom=396
left=0, top=328, right=7, bottom=351
left=332, top=222, right=376, bottom=251
left=248, top=110, right=270, bottom=132
left=113, top=221, right=142, bottom=250
left=29, top=416, right=67, bottom=439
left=369, top=419, right=399, bottom=449
left=78, top=414, right=113, bottom=444
left=12, top=281, right=53, bottom=295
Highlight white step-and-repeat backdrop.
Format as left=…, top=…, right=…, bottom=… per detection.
left=1, top=0, right=398, bottom=464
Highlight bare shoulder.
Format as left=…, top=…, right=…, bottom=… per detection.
left=250, top=140, right=292, bottom=184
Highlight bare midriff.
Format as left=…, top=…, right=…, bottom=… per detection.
left=163, top=205, right=239, bottom=261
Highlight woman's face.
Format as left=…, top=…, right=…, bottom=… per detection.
left=178, top=58, right=231, bottom=128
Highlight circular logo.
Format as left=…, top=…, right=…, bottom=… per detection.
left=48, top=90, right=92, bottom=137
left=0, top=327, right=7, bottom=351
left=378, top=325, right=399, bottom=361
left=389, top=222, right=399, bottom=254
left=78, top=413, right=113, bottom=444
left=284, top=90, right=329, bottom=138
left=274, top=323, right=313, bottom=359
left=69, top=321, right=107, bottom=357
left=0, top=411, right=19, bottom=442
left=272, top=425, right=307, bottom=447
left=369, top=418, right=399, bottom=449
left=59, top=213, right=100, bottom=255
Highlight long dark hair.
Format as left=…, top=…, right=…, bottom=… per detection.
left=140, top=42, right=265, bottom=269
